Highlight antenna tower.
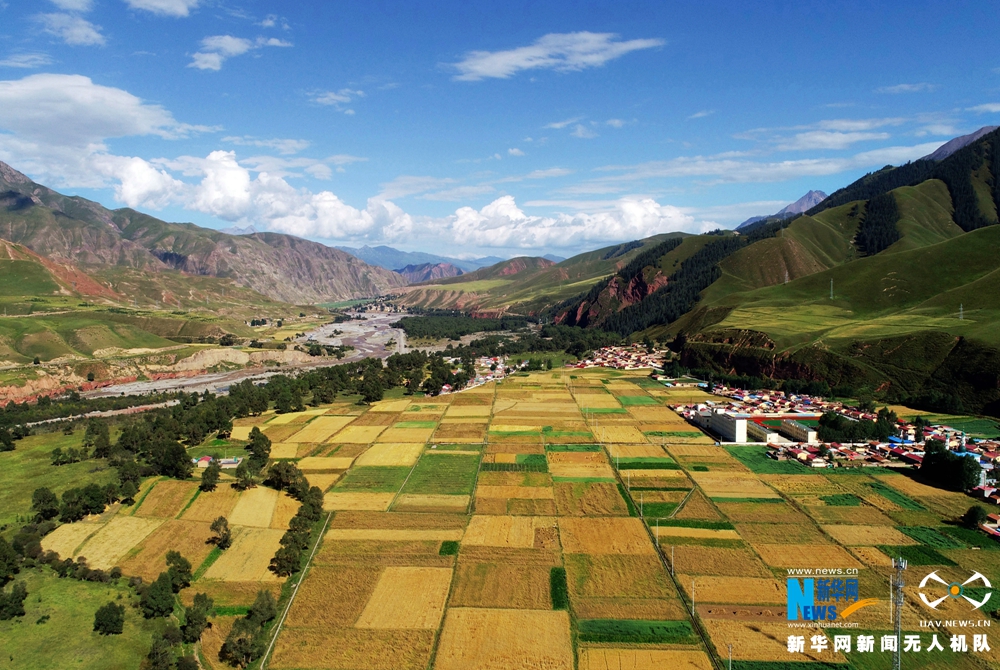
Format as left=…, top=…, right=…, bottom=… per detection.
left=891, top=557, right=907, bottom=670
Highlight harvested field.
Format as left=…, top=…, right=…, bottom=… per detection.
left=565, top=553, right=675, bottom=599
left=181, top=486, right=240, bottom=522
left=677, top=575, right=784, bottom=604
left=355, top=442, right=424, bottom=467
left=822, top=524, right=917, bottom=546
left=433, top=423, right=487, bottom=442
left=703, top=619, right=847, bottom=663
left=670, top=545, right=772, bottom=577
left=576, top=396, right=621, bottom=410
left=476, top=485, right=554, bottom=499
left=286, top=416, right=354, bottom=443
left=230, top=425, right=255, bottom=440
left=286, top=565, right=380, bottom=627
left=40, top=520, right=102, bottom=559
left=297, top=456, right=355, bottom=472
left=305, top=473, right=341, bottom=492
left=689, top=472, right=780, bottom=499
left=228, top=487, right=279, bottom=528
left=269, top=442, right=298, bottom=459
left=394, top=494, right=470, bottom=511
left=370, top=399, right=412, bottom=412
left=202, top=527, right=284, bottom=581
left=118, top=519, right=214, bottom=581
left=558, top=518, right=655, bottom=555
left=331, top=425, right=387, bottom=443
left=323, top=492, right=396, bottom=511
left=263, top=423, right=308, bottom=443
left=666, top=445, right=725, bottom=458
left=134, top=479, right=198, bottom=519
left=349, top=412, right=399, bottom=427
left=554, top=482, right=629, bottom=516
left=355, top=566, right=452, bottom=629
left=754, top=543, right=861, bottom=568
left=761, top=474, right=842, bottom=495
left=735, top=523, right=828, bottom=545
left=377, top=427, right=435, bottom=443
left=449, top=563, right=552, bottom=609
left=674, top=490, right=722, bottom=521
left=445, top=405, right=491, bottom=417
left=578, top=648, right=713, bottom=670
left=463, top=515, right=553, bottom=548
left=715, top=501, right=809, bottom=524
left=270, top=493, right=301, bottom=530
left=325, top=528, right=463, bottom=542
left=548, top=461, right=616, bottom=479
left=434, top=608, right=572, bottom=670
left=605, top=444, right=668, bottom=458
left=271, top=628, right=435, bottom=670
left=315, top=540, right=451, bottom=569
left=267, top=409, right=327, bottom=425
left=803, top=505, right=897, bottom=525
left=852, top=546, right=894, bottom=568
left=594, top=426, right=647, bottom=443
left=618, top=468, right=687, bottom=480
left=75, top=516, right=164, bottom=570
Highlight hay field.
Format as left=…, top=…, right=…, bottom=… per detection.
left=228, top=487, right=279, bottom=527
left=40, top=520, right=101, bottom=559
left=734, top=522, right=828, bottom=545
left=230, top=426, right=253, bottom=440
left=606, top=444, right=668, bottom=458
left=118, top=519, right=214, bottom=581
left=558, top=518, right=655, bottom=555
left=445, top=406, right=492, bottom=417
left=565, top=554, right=676, bottom=601
left=285, top=565, right=381, bottom=627
left=134, top=479, right=198, bottom=518
left=754, top=543, right=861, bottom=568
left=548, top=460, right=616, bottom=479
left=325, top=529, right=463, bottom=542
left=666, top=445, right=723, bottom=458
left=270, top=493, right=301, bottom=530
left=75, top=516, right=164, bottom=569
left=703, top=619, right=847, bottom=663
left=323, top=492, right=397, bottom=511
left=394, top=494, right=470, bottom=511
left=181, top=486, right=240, bottom=522
left=434, top=608, right=572, bottom=670
left=821, top=524, right=918, bottom=546
left=554, top=482, right=629, bottom=517
left=655, top=527, right=741, bottom=540
left=269, top=442, right=299, bottom=459
left=676, top=575, right=784, bottom=604
left=356, top=443, right=424, bottom=467
left=272, top=628, right=435, bottom=670
left=475, top=485, right=554, bottom=500
left=331, top=425, right=388, bottom=443
left=203, top=527, right=284, bottom=581
left=674, top=490, right=722, bottom=521
left=377, top=427, right=435, bottom=443
left=578, top=648, right=713, bottom=670
left=286, top=416, right=354, bottom=443
left=462, top=516, right=552, bottom=548
left=370, top=399, right=412, bottom=412
left=670, top=545, right=772, bottom=577
left=449, top=563, right=552, bottom=609
left=305, top=474, right=341, bottom=492
left=355, top=567, right=452, bottom=629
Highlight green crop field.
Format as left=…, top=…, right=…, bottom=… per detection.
left=398, top=452, right=480, bottom=495
left=576, top=619, right=696, bottom=644
left=896, top=526, right=965, bottom=549
left=333, top=466, right=411, bottom=492
left=725, top=446, right=817, bottom=474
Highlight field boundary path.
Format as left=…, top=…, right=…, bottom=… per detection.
left=259, top=510, right=333, bottom=670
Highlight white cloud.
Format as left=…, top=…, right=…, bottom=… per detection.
left=236, top=153, right=367, bottom=181
left=377, top=175, right=455, bottom=199
left=310, top=88, right=364, bottom=114
left=968, top=103, right=1000, bottom=113
left=419, top=185, right=496, bottom=201
left=222, top=136, right=310, bottom=155
left=875, top=82, right=936, bottom=94
left=124, top=0, right=200, bottom=17
left=36, top=13, right=105, bottom=46
left=0, top=53, right=53, bottom=68
left=50, top=0, right=92, bottom=10
left=544, top=116, right=582, bottom=130
left=571, top=124, right=597, bottom=139
left=777, top=130, right=890, bottom=151
left=688, top=110, right=714, bottom=119
left=451, top=32, right=664, bottom=81
left=605, top=118, right=625, bottom=127
left=189, top=35, right=291, bottom=71
left=507, top=147, right=525, bottom=156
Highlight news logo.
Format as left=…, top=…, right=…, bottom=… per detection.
left=787, top=578, right=877, bottom=621
left=918, top=571, right=993, bottom=610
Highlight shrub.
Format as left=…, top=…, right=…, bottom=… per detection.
left=93, top=601, right=125, bottom=635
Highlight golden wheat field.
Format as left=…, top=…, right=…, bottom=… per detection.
left=578, top=648, right=714, bottom=670
left=40, top=519, right=102, bottom=559
left=323, top=491, right=397, bottom=511
left=821, top=524, right=918, bottom=546
left=286, top=415, right=354, bottom=442
left=434, top=609, right=573, bottom=670
left=118, top=519, right=215, bottom=581
left=558, top=517, right=655, bottom=555
left=227, top=486, right=279, bottom=527
left=181, top=486, right=240, bottom=522
left=355, top=566, right=453, bottom=629
left=332, top=425, right=388, bottom=443
left=355, top=442, right=424, bottom=466
left=74, top=515, right=165, bottom=569
left=134, top=479, right=198, bottom=518
left=202, top=527, right=284, bottom=581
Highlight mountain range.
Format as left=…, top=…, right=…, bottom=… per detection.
left=735, top=190, right=828, bottom=230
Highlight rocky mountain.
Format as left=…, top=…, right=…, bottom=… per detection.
left=338, top=244, right=504, bottom=273
left=395, top=262, right=464, bottom=283
left=736, top=190, right=828, bottom=230
left=0, top=161, right=405, bottom=304
left=922, top=126, right=999, bottom=161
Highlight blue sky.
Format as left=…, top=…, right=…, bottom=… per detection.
left=1, top=1, right=999, bottom=258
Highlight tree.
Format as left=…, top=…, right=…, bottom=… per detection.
left=269, top=545, right=301, bottom=577
left=31, top=487, right=60, bottom=521
left=221, top=617, right=266, bottom=667
left=181, top=592, right=214, bottom=643
left=120, top=480, right=139, bottom=504
left=359, top=377, right=384, bottom=405
left=0, top=581, right=27, bottom=620
left=247, top=589, right=277, bottom=627
left=234, top=460, right=255, bottom=490
left=0, top=538, right=20, bottom=584
left=176, top=656, right=199, bottom=670
left=962, top=505, right=989, bottom=530
left=140, top=572, right=175, bottom=618
left=211, top=516, right=232, bottom=550
left=200, top=461, right=221, bottom=492
left=144, top=634, right=176, bottom=670
left=93, top=601, right=125, bottom=635
left=166, top=551, right=192, bottom=593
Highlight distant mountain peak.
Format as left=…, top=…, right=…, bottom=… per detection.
left=219, top=225, right=257, bottom=236
left=922, top=126, right=1000, bottom=162
left=0, top=160, right=32, bottom=186
left=736, top=190, right=828, bottom=230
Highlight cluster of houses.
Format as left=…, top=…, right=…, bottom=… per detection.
left=569, top=345, right=668, bottom=370
left=673, top=387, right=999, bottom=491
left=191, top=455, right=242, bottom=469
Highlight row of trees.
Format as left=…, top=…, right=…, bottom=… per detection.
left=392, top=315, right=529, bottom=340
left=921, top=439, right=983, bottom=491
left=817, top=407, right=899, bottom=443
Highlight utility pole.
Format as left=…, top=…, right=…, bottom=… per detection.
left=892, top=558, right=907, bottom=670
left=960, top=304, right=963, bottom=320
left=830, top=279, right=833, bottom=300
left=671, top=546, right=674, bottom=576
left=691, top=579, right=695, bottom=615
left=728, top=644, right=733, bottom=670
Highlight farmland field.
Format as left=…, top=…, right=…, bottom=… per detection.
left=7, top=366, right=991, bottom=670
